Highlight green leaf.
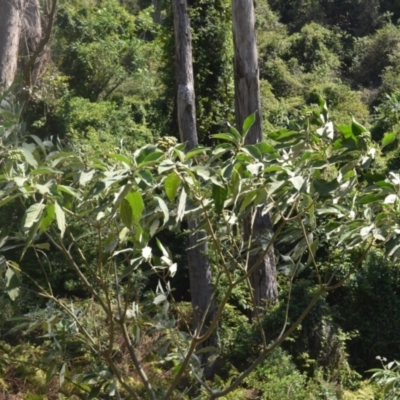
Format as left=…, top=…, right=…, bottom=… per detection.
left=193, top=166, right=210, bottom=180
left=35, top=243, right=50, bottom=250
left=212, top=184, right=228, bottom=215
left=240, top=190, right=257, bottom=213
left=242, top=112, right=256, bottom=136
left=57, top=185, right=81, bottom=198
left=154, top=294, right=167, bottom=305
left=255, top=142, right=275, bottom=154
left=59, top=363, right=66, bottom=387
left=40, top=204, right=55, bottom=233
left=139, top=150, right=164, bottom=166
left=30, top=167, right=59, bottom=175
left=155, top=197, right=169, bottom=225
left=382, top=132, right=396, bottom=149
left=156, top=238, right=170, bottom=258
left=108, top=153, right=132, bottom=166
left=165, top=172, right=181, bottom=202
left=54, top=202, right=66, bottom=238
left=269, top=129, right=298, bottom=142
left=121, top=257, right=144, bottom=278
left=79, top=169, right=95, bottom=186
left=351, top=116, right=368, bottom=136
left=6, top=267, right=20, bottom=301
left=138, top=169, right=153, bottom=186
left=313, top=179, right=339, bottom=197
left=242, top=145, right=262, bottom=160
left=126, top=192, right=144, bottom=224
left=227, top=123, right=241, bottom=140
left=88, top=386, right=102, bottom=400
left=289, top=176, right=305, bottom=192
left=18, top=146, right=38, bottom=167
left=120, top=198, right=133, bottom=228
left=158, top=160, right=175, bottom=174
left=23, top=203, right=45, bottom=231
left=185, top=147, right=209, bottom=160
left=356, top=194, right=386, bottom=205
left=211, top=133, right=238, bottom=144
left=46, top=363, right=57, bottom=385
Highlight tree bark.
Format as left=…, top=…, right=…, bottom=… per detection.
left=23, top=0, right=43, bottom=86
left=0, top=0, right=24, bottom=89
left=172, top=0, right=217, bottom=377
left=232, top=0, right=278, bottom=308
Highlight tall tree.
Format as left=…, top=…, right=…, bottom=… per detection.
left=172, top=0, right=217, bottom=375
left=0, top=0, right=24, bottom=88
left=232, top=0, right=278, bottom=307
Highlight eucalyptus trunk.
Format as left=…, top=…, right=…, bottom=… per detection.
left=172, top=0, right=217, bottom=376
left=232, top=0, right=278, bottom=308
left=23, top=0, right=43, bottom=86
left=0, top=0, right=24, bottom=88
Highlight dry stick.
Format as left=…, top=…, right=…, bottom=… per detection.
left=300, top=218, right=322, bottom=286
left=244, top=208, right=268, bottom=349
left=47, top=228, right=109, bottom=314
left=246, top=274, right=268, bottom=349
left=32, top=247, right=53, bottom=296
left=235, top=195, right=309, bottom=287
left=209, top=285, right=326, bottom=399
left=119, top=322, right=157, bottom=400
left=102, top=351, right=142, bottom=400
left=276, top=259, right=301, bottom=342
left=113, top=260, right=156, bottom=400
left=209, top=242, right=374, bottom=398
left=95, top=224, right=115, bottom=360
left=165, top=193, right=302, bottom=397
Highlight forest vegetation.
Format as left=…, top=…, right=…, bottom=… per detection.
left=2, top=0, right=400, bottom=399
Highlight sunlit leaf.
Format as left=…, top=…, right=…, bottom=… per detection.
left=55, top=201, right=66, bottom=238
left=126, top=192, right=144, bottom=224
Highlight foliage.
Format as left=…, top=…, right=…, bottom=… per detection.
left=370, top=358, right=400, bottom=399
left=2, top=82, right=400, bottom=398
left=335, top=252, right=400, bottom=373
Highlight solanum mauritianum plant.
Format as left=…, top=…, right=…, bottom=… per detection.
left=1, top=94, right=399, bottom=398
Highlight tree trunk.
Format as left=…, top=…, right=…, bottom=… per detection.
left=0, top=0, right=24, bottom=89
left=172, top=0, right=217, bottom=377
left=23, top=0, right=43, bottom=86
left=232, top=0, right=278, bottom=308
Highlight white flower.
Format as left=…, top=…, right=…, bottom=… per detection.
left=142, top=246, right=152, bottom=261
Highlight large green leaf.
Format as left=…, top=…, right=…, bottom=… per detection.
left=212, top=184, right=228, bottom=215
left=23, top=203, right=45, bottom=231
left=211, top=133, right=238, bottom=144
left=351, top=116, right=368, bottom=136
left=242, top=112, right=256, bottom=136
left=164, top=172, right=181, bottom=202
left=382, top=132, right=396, bottom=149
left=126, top=192, right=144, bottom=224
left=40, top=204, right=55, bottom=233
